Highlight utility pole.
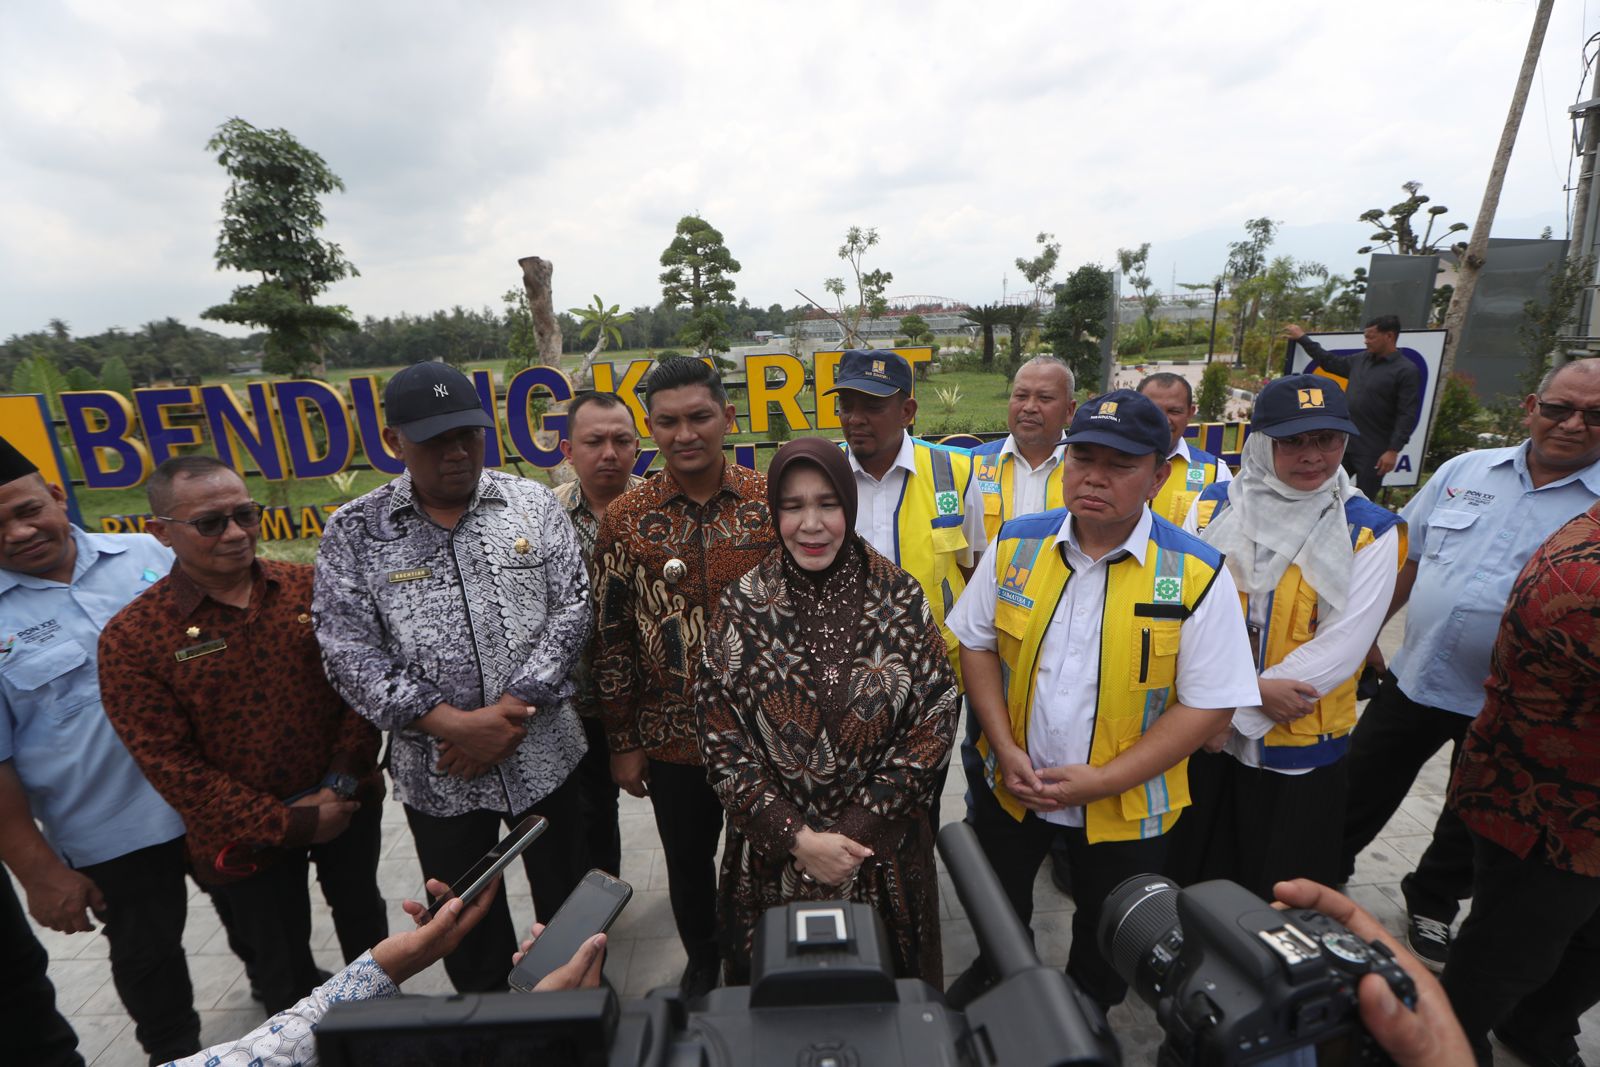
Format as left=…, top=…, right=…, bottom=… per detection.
left=1439, top=0, right=1555, bottom=377
left=1567, top=53, right=1600, bottom=352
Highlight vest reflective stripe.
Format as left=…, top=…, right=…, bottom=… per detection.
left=1152, top=445, right=1223, bottom=526
left=971, top=439, right=1067, bottom=543
left=847, top=439, right=974, bottom=681
left=1194, top=484, right=1407, bottom=769
left=977, top=509, right=1222, bottom=842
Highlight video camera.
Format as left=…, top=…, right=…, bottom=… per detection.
left=315, top=821, right=1119, bottom=1066
left=1099, top=875, right=1417, bottom=1066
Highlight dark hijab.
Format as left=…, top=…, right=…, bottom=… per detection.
left=766, top=437, right=858, bottom=535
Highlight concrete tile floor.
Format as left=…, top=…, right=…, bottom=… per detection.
left=30, top=612, right=1599, bottom=1065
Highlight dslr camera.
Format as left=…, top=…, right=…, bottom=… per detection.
left=1100, top=875, right=1417, bottom=1066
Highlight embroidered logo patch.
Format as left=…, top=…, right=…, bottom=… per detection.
left=936, top=490, right=959, bottom=515
left=1154, top=576, right=1182, bottom=603
left=1297, top=388, right=1325, bottom=409
left=140, top=568, right=159, bottom=583
left=1100, top=401, right=1118, bottom=415
left=1185, top=466, right=1205, bottom=486
left=871, top=359, right=886, bottom=375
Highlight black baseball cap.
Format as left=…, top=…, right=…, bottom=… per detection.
left=824, top=349, right=913, bottom=397
left=383, top=362, right=495, bottom=442
left=1253, top=374, right=1360, bottom=438
left=1063, top=389, right=1171, bottom=455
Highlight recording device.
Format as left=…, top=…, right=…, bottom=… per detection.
left=423, top=814, right=547, bottom=918
left=317, top=822, right=1119, bottom=1066
left=507, top=869, right=632, bottom=992
left=1099, top=875, right=1417, bottom=1066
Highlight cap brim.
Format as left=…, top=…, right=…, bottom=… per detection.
left=1062, top=429, right=1163, bottom=455
left=1260, top=414, right=1360, bottom=438
left=393, top=407, right=495, bottom=443
left=823, top=378, right=903, bottom=397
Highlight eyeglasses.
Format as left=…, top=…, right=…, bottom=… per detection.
left=157, top=502, right=265, bottom=537
left=1272, top=430, right=1348, bottom=453
left=1535, top=401, right=1600, bottom=427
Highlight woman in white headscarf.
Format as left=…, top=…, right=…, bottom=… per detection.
left=1167, top=374, right=1407, bottom=897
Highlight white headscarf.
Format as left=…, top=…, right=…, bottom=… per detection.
left=1200, top=432, right=1360, bottom=613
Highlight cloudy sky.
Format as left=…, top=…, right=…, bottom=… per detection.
left=1, top=0, right=1595, bottom=340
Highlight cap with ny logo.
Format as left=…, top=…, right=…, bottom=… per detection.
left=383, top=361, right=496, bottom=442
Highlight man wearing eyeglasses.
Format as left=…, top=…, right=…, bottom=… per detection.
left=0, top=436, right=199, bottom=1065
left=1340, top=357, right=1600, bottom=974
left=98, top=455, right=386, bottom=1016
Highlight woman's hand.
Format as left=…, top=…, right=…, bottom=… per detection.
left=512, top=922, right=608, bottom=991
left=791, top=827, right=872, bottom=886
left=375, top=875, right=500, bottom=985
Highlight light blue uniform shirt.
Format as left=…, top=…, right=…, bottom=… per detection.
left=0, top=529, right=185, bottom=867
left=1391, top=443, right=1600, bottom=716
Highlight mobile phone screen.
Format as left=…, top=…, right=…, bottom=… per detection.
left=507, top=869, right=632, bottom=991
left=424, top=814, right=548, bottom=917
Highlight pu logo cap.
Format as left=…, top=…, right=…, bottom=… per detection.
left=824, top=349, right=914, bottom=397
left=383, top=361, right=496, bottom=442
left=1254, top=374, right=1359, bottom=439
left=1296, top=388, right=1325, bottom=409
left=1064, top=388, right=1170, bottom=455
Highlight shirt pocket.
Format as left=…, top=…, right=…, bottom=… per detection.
left=1115, top=734, right=1191, bottom=820
left=1131, top=620, right=1182, bottom=690
left=1422, top=508, right=1478, bottom=565
left=0, top=639, right=94, bottom=723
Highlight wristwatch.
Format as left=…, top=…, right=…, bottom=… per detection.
left=320, top=773, right=359, bottom=800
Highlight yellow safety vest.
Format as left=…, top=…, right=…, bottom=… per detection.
left=975, top=509, right=1225, bottom=841
left=969, top=438, right=1067, bottom=544
left=1151, top=443, right=1225, bottom=526
left=1195, top=484, right=1407, bottom=769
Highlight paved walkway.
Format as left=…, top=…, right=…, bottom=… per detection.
left=28, top=612, right=1595, bottom=1064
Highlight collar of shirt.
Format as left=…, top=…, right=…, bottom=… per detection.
left=654, top=459, right=751, bottom=506
left=562, top=475, right=643, bottom=520
left=1168, top=438, right=1195, bottom=464
left=1055, top=507, right=1153, bottom=569
left=847, top=432, right=917, bottom=484
left=1499, top=440, right=1600, bottom=496
left=168, top=559, right=278, bottom=619
left=1000, top=435, right=1066, bottom=475
left=0, top=526, right=129, bottom=595
left=386, top=470, right=507, bottom=521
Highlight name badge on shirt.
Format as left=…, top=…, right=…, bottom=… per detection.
left=387, top=567, right=433, bottom=583
left=175, top=639, right=227, bottom=662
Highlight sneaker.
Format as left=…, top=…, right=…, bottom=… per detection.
left=1405, top=914, right=1451, bottom=972
left=1493, top=1023, right=1585, bottom=1067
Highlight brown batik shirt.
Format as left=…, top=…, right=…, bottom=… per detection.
left=594, top=461, right=772, bottom=765
left=555, top=474, right=645, bottom=718
left=99, top=559, right=381, bottom=885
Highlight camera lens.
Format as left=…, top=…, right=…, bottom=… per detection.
left=1099, top=875, right=1183, bottom=1007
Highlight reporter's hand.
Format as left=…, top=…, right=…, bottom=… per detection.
left=21, top=862, right=105, bottom=933
left=994, top=743, right=1060, bottom=812
left=310, top=800, right=359, bottom=844
left=1271, top=879, right=1472, bottom=1067
left=378, top=875, right=501, bottom=985
left=1259, top=678, right=1320, bottom=724
left=512, top=922, right=608, bottom=991
left=791, top=827, right=872, bottom=886
left=611, top=750, right=650, bottom=798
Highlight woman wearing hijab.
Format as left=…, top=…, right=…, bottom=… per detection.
left=1169, top=375, right=1406, bottom=897
left=697, top=437, right=959, bottom=986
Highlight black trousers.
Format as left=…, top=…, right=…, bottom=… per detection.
left=405, top=773, right=583, bottom=992
left=0, top=870, right=83, bottom=1067
left=1443, top=831, right=1600, bottom=1066
left=75, top=837, right=200, bottom=1063
left=950, top=757, right=1169, bottom=1008
left=1341, top=447, right=1385, bottom=501
left=1166, top=750, right=1345, bottom=899
left=208, top=800, right=387, bottom=1013
left=648, top=758, right=724, bottom=967
left=575, top=717, right=621, bottom=876
left=1339, top=672, right=1474, bottom=920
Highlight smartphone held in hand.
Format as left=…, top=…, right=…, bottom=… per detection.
left=424, top=814, right=548, bottom=918
left=507, top=869, right=632, bottom=991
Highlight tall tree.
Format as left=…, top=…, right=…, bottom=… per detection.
left=960, top=303, right=1007, bottom=369
left=200, top=118, right=358, bottom=377
left=1226, top=217, right=1279, bottom=356
left=1117, top=243, right=1157, bottom=354
left=659, top=214, right=742, bottom=358
left=1040, top=264, right=1114, bottom=387
left=1015, top=232, right=1061, bottom=308
left=1356, top=181, right=1468, bottom=257
left=570, top=296, right=634, bottom=385
left=823, top=226, right=894, bottom=348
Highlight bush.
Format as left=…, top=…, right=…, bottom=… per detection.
left=1196, top=361, right=1232, bottom=422
left=1423, top=373, right=1482, bottom=472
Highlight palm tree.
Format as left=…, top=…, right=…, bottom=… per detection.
left=1002, top=304, right=1040, bottom=368
left=570, top=296, right=634, bottom=386
left=961, top=304, right=1007, bottom=369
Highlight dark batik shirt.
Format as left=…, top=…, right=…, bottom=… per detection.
left=314, top=469, right=590, bottom=818
left=1450, top=500, right=1600, bottom=876
left=594, top=462, right=773, bottom=765
left=554, top=475, right=644, bottom=718
left=98, top=559, right=381, bottom=884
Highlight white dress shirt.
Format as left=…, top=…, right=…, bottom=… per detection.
left=1171, top=437, right=1234, bottom=483
left=999, top=435, right=1068, bottom=518
left=849, top=432, right=988, bottom=568
left=949, top=508, right=1261, bottom=826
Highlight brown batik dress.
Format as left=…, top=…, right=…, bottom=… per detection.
left=697, top=540, right=959, bottom=986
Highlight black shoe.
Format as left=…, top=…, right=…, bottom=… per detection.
left=1405, top=914, right=1451, bottom=973
left=1050, top=853, right=1074, bottom=899
left=679, top=957, right=719, bottom=1000
left=1494, top=1023, right=1585, bottom=1067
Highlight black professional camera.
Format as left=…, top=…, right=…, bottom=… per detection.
left=315, top=823, right=1119, bottom=1066
left=1099, top=875, right=1417, bottom=1066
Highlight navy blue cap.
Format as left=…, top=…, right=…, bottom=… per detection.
left=1253, top=374, right=1360, bottom=438
left=383, top=362, right=495, bottom=442
left=824, top=349, right=913, bottom=397
left=1064, top=389, right=1171, bottom=455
